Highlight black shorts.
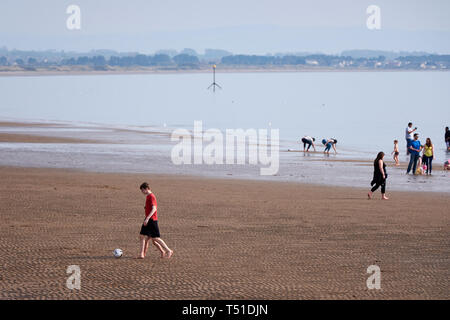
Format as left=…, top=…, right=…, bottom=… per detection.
left=301, top=138, right=312, bottom=145
left=140, top=220, right=160, bottom=238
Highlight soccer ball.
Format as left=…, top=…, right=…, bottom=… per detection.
left=113, top=248, right=123, bottom=258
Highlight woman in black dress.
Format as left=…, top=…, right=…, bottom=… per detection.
left=368, top=152, right=389, bottom=200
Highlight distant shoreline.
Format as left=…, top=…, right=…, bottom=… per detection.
left=0, top=66, right=448, bottom=77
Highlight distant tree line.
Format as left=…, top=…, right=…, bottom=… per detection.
left=221, top=55, right=306, bottom=65
left=1, top=52, right=450, bottom=70
left=221, top=54, right=384, bottom=66
left=220, top=54, right=450, bottom=69
left=58, top=54, right=201, bottom=67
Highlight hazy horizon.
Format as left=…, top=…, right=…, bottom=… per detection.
left=1, top=0, right=450, bottom=54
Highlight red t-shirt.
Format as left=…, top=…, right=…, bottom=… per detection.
left=145, top=193, right=158, bottom=221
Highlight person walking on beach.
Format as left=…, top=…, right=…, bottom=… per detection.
left=138, top=182, right=173, bottom=259
left=368, top=152, right=389, bottom=200
left=445, top=127, right=450, bottom=151
left=405, top=122, right=417, bottom=155
left=322, top=138, right=337, bottom=154
left=406, top=133, right=422, bottom=175
left=392, top=140, right=400, bottom=166
left=301, top=136, right=316, bottom=152
left=422, top=138, right=435, bottom=175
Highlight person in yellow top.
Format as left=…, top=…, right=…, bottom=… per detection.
left=422, top=138, right=435, bottom=175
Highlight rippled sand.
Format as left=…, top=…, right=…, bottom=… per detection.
left=0, top=166, right=448, bottom=299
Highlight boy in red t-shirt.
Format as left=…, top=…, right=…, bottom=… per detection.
left=138, top=182, right=173, bottom=259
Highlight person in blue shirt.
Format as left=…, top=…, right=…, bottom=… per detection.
left=406, top=133, right=423, bottom=175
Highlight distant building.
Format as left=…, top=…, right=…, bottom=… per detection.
left=306, top=59, right=319, bottom=66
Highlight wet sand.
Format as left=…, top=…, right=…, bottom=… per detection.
left=0, top=166, right=448, bottom=299
left=0, top=121, right=65, bottom=127
left=0, top=133, right=102, bottom=144
left=1, top=120, right=449, bottom=193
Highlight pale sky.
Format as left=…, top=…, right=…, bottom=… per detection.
left=1, top=0, right=450, bottom=53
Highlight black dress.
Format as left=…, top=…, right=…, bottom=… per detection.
left=371, top=160, right=387, bottom=186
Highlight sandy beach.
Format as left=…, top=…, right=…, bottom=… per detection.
left=0, top=165, right=448, bottom=299
left=2, top=0, right=450, bottom=305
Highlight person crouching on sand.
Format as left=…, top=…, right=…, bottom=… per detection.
left=444, top=159, right=450, bottom=170
left=138, top=182, right=173, bottom=259
left=301, top=136, right=316, bottom=152
left=368, top=152, right=389, bottom=200
left=322, top=138, right=337, bottom=154
left=392, top=140, right=400, bottom=166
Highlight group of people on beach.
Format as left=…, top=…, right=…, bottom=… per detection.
left=301, top=124, right=448, bottom=201
left=140, top=124, right=449, bottom=257
left=403, top=122, right=437, bottom=175
left=301, top=136, right=338, bottom=154
left=369, top=122, right=449, bottom=200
